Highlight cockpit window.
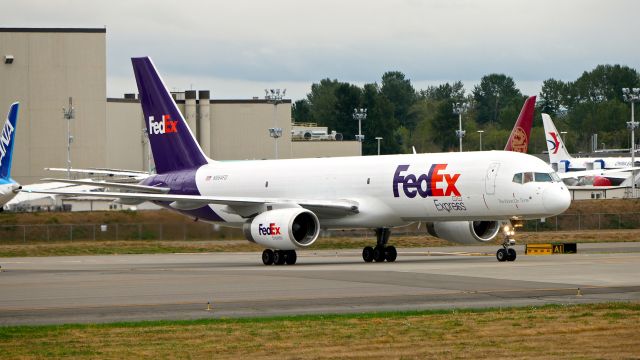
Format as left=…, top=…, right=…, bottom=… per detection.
left=512, top=172, right=562, bottom=184
left=534, top=172, right=553, bottom=182
left=523, top=172, right=534, bottom=183
left=512, top=173, right=522, bottom=184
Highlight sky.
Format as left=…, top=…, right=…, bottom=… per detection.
left=2, top=0, right=639, bottom=101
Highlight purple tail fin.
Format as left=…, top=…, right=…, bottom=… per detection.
left=132, top=57, right=209, bottom=174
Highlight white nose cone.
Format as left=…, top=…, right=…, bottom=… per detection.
left=542, top=184, right=571, bottom=215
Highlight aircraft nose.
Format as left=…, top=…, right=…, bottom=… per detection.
left=542, top=183, right=571, bottom=214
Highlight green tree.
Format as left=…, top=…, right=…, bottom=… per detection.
left=306, top=78, right=341, bottom=127
left=381, top=71, right=417, bottom=131
left=472, top=74, right=522, bottom=128
left=538, top=79, right=568, bottom=117
left=361, top=83, right=401, bottom=155
left=332, top=83, right=363, bottom=141
left=420, top=81, right=465, bottom=102
left=292, top=99, right=311, bottom=122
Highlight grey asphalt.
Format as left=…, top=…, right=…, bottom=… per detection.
left=1, top=242, right=639, bottom=326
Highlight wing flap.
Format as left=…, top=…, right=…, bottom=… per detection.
left=40, top=178, right=170, bottom=194
left=24, top=189, right=360, bottom=217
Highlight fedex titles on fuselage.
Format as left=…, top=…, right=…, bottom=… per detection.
left=148, top=114, right=178, bottom=135
left=0, top=116, right=15, bottom=167
left=393, top=163, right=466, bottom=212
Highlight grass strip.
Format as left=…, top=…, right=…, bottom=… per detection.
left=0, top=302, right=639, bottom=359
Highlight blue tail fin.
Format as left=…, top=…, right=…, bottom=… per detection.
left=0, top=102, right=19, bottom=180
left=131, top=57, right=209, bottom=174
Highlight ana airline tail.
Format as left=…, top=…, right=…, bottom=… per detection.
left=131, top=57, right=210, bottom=174
left=541, top=113, right=573, bottom=166
left=0, top=102, right=19, bottom=181
left=504, top=96, right=536, bottom=153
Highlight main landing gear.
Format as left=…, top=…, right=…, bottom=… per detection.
left=262, top=249, right=297, bottom=266
left=496, top=224, right=517, bottom=262
left=362, top=228, right=397, bottom=263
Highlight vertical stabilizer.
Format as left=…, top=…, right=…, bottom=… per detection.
left=0, top=102, right=19, bottom=180
left=504, top=96, right=536, bottom=153
left=131, top=57, right=210, bottom=174
left=542, top=113, right=573, bottom=165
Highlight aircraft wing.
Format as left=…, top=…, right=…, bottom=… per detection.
left=45, top=167, right=150, bottom=180
left=23, top=189, right=360, bottom=218
left=40, top=178, right=170, bottom=194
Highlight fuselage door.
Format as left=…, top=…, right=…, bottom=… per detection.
left=485, top=162, right=500, bottom=195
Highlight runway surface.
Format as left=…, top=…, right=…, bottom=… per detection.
left=1, top=242, right=639, bottom=326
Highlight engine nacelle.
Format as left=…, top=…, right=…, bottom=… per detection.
left=243, top=208, right=320, bottom=250
left=426, top=221, right=501, bottom=245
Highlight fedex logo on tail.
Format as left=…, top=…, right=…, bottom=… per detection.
left=258, top=223, right=281, bottom=236
left=393, top=164, right=461, bottom=198
left=547, top=132, right=560, bottom=154
left=0, top=117, right=15, bottom=167
left=148, top=115, right=178, bottom=135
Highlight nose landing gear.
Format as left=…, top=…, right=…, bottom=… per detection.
left=497, top=224, right=517, bottom=262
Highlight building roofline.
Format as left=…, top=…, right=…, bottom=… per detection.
left=107, top=98, right=292, bottom=104
left=0, top=27, right=106, bottom=33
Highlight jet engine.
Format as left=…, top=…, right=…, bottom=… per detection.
left=243, top=208, right=320, bottom=250
left=426, top=221, right=501, bottom=245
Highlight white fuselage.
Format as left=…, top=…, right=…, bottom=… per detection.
left=556, top=156, right=634, bottom=172
left=188, top=151, right=570, bottom=228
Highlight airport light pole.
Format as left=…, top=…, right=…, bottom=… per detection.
left=623, top=87, right=640, bottom=197
left=353, top=108, right=367, bottom=155
left=477, top=130, right=484, bottom=151
left=453, top=102, right=467, bottom=152
left=62, top=97, right=75, bottom=179
left=375, top=137, right=383, bottom=155
left=265, top=89, right=286, bottom=159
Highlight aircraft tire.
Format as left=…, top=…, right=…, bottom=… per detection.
left=274, top=250, right=286, bottom=265
left=507, top=248, right=517, bottom=262
left=285, top=250, right=297, bottom=265
left=496, top=248, right=507, bottom=262
left=262, top=249, right=274, bottom=265
left=373, top=245, right=386, bottom=262
left=362, top=246, right=374, bottom=262
left=385, top=246, right=397, bottom=262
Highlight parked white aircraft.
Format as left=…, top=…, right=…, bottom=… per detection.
left=542, top=113, right=638, bottom=185
left=0, top=103, right=21, bottom=209
left=543, top=113, right=637, bottom=171
left=28, top=58, right=571, bottom=265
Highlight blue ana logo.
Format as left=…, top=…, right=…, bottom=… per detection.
left=393, top=164, right=461, bottom=198
left=0, top=117, right=15, bottom=168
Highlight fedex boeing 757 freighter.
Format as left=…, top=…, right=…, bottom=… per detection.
left=31, top=58, right=571, bottom=265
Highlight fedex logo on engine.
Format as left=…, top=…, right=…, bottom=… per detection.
left=258, top=223, right=281, bottom=236
left=393, top=164, right=461, bottom=198
left=148, top=115, right=178, bottom=135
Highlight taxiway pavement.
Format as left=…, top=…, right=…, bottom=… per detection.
left=1, top=242, right=639, bottom=325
